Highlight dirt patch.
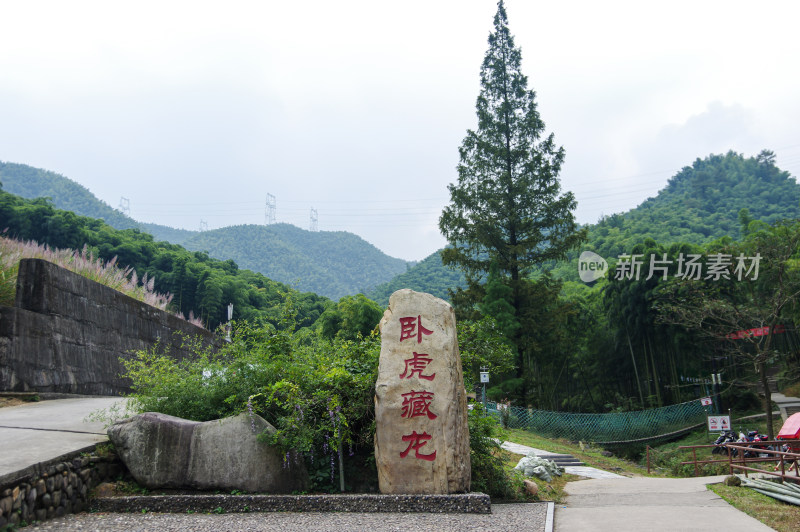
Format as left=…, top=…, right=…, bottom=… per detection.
left=0, top=397, right=26, bottom=408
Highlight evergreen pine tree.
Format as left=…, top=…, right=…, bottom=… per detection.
left=439, top=0, right=585, bottom=314
left=480, top=261, right=518, bottom=340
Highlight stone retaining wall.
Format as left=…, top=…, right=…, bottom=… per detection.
left=0, top=258, right=217, bottom=395
left=0, top=444, right=123, bottom=528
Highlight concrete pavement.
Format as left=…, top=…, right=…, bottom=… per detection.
left=501, top=440, right=774, bottom=531
left=0, top=397, right=126, bottom=480
left=555, top=476, right=774, bottom=531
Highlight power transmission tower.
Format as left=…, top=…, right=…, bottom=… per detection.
left=118, top=197, right=131, bottom=216
left=310, top=208, right=318, bottom=232
left=199, top=220, right=208, bottom=232
left=265, top=194, right=276, bottom=225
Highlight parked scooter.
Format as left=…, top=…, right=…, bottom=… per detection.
left=745, top=430, right=773, bottom=458
left=711, top=430, right=738, bottom=455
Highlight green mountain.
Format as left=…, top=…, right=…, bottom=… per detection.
left=585, top=150, right=800, bottom=260
left=182, top=224, right=408, bottom=301
left=368, top=249, right=465, bottom=305
left=0, top=161, right=197, bottom=245
left=0, top=161, right=408, bottom=300
left=0, top=188, right=332, bottom=330
left=375, top=150, right=800, bottom=295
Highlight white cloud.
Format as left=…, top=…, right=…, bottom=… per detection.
left=1, top=0, right=799, bottom=260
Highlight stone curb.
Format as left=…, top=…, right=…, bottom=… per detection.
left=544, top=501, right=554, bottom=532
left=91, top=493, right=492, bottom=514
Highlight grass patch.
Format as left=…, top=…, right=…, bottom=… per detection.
left=504, top=428, right=653, bottom=477
left=782, top=381, right=800, bottom=399
left=710, top=483, right=800, bottom=532
left=498, top=448, right=576, bottom=503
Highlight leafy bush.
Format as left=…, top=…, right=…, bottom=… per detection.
left=468, top=404, right=524, bottom=499
left=123, top=304, right=380, bottom=492
left=123, top=299, right=518, bottom=494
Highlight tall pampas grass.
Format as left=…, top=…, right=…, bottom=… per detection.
left=0, top=235, right=175, bottom=313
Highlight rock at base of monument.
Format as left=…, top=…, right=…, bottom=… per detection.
left=108, top=412, right=309, bottom=493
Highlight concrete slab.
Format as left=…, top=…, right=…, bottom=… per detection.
left=562, top=466, right=625, bottom=480
left=0, top=397, right=127, bottom=478
left=555, top=476, right=774, bottom=532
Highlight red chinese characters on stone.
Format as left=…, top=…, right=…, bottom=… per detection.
left=400, top=390, right=438, bottom=420
left=399, top=431, right=436, bottom=461
left=399, top=315, right=433, bottom=344
left=396, top=314, right=437, bottom=462
left=399, top=352, right=436, bottom=381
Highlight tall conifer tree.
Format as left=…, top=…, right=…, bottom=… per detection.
left=439, top=0, right=585, bottom=315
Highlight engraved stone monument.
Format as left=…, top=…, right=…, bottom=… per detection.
left=374, top=289, right=471, bottom=494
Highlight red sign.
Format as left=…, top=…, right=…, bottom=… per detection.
left=727, top=324, right=785, bottom=340
left=700, top=397, right=713, bottom=406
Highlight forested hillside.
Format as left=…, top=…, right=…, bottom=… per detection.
left=0, top=187, right=332, bottom=330
left=368, top=249, right=464, bottom=305
left=182, top=224, right=408, bottom=300
left=0, top=161, right=409, bottom=300
left=586, top=150, right=800, bottom=259
left=0, top=161, right=197, bottom=245
left=378, top=151, right=800, bottom=293
left=2, top=150, right=799, bottom=416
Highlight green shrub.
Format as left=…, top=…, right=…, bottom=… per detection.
left=123, top=303, right=519, bottom=495
left=468, top=404, right=523, bottom=499
left=123, top=307, right=380, bottom=492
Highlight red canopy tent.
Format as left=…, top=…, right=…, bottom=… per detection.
left=777, top=413, right=800, bottom=440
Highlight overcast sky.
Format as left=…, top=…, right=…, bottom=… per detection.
left=2, top=1, right=799, bottom=262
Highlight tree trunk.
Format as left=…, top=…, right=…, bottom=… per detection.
left=626, top=328, right=645, bottom=407
left=758, top=360, right=775, bottom=439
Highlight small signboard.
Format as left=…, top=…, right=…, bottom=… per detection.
left=480, top=371, right=489, bottom=383
left=700, top=396, right=713, bottom=406
left=707, top=415, right=731, bottom=432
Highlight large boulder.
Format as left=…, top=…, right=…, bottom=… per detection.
left=108, top=412, right=309, bottom=493
left=374, top=289, right=471, bottom=494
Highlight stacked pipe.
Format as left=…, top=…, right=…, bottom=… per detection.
left=739, top=477, right=800, bottom=505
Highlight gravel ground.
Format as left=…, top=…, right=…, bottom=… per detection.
left=30, top=503, right=549, bottom=532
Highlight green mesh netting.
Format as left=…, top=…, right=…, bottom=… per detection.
left=486, top=400, right=707, bottom=446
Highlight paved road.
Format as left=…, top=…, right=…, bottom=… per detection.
left=555, top=476, right=774, bottom=531
left=0, top=397, right=126, bottom=478
left=501, top=441, right=774, bottom=531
